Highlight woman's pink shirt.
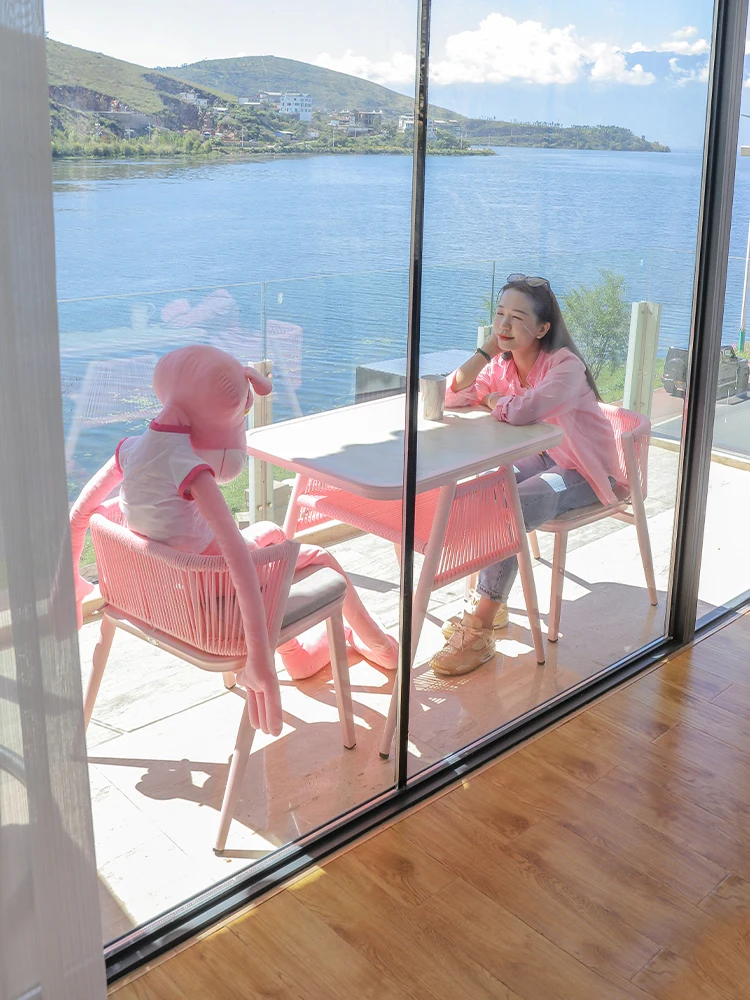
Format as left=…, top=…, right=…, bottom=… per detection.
left=445, top=347, right=624, bottom=506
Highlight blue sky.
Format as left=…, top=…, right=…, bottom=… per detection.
left=44, top=1, right=749, bottom=147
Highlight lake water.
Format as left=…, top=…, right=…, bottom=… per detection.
left=54, top=147, right=750, bottom=487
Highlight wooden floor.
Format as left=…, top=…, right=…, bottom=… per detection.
left=112, top=610, right=750, bottom=1000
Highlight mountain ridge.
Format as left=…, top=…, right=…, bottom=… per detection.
left=158, top=53, right=460, bottom=119
left=45, top=39, right=670, bottom=154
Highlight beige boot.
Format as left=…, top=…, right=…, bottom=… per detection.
left=430, top=612, right=496, bottom=677
left=442, top=594, right=509, bottom=639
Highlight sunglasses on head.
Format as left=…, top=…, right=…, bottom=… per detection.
left=505, top=273, right=550, bottom=288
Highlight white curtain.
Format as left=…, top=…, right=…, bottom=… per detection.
left=0, top=2, right=107, bottom=997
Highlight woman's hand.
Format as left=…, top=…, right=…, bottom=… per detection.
left=481, top=333, right=500, bottom=359
left=452, top=334, right=500, bottom=392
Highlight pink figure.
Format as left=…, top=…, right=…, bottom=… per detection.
left=69, top=345, right=397, bottom=737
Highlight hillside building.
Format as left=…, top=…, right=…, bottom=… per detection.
left=278, top=93, right=313, bottom=121
left=398, top=114, right=435, bottom=138
left=433, top=119, right=462, bottom=135
left=350, top=109, right=383, bottom=129
left=259, top=92, right=282, bottom=109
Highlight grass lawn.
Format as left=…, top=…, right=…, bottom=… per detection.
left=596, top=357, right=665, bottom=404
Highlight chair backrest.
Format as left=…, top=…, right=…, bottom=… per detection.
left=432, top=467, right=522, bottom=589
left=90, top=499, right=298, bottom=656
left=598, top=403, right=651, bottom=502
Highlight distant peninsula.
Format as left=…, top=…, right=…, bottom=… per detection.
left=46, top=40, right=670, bottom=159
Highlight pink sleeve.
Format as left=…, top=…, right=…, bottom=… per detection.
left=444, top=358, right=502, bottom=409
left=492, top=352, right=589, bottom=425
left=190, top=470, right=282, bottom=737
left=179, top=464, right=214, bottom=500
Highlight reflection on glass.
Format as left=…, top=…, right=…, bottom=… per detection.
left=699, top=242, right=750, bottom=615
left=53, top=0, right=419, bottom=942
left=408, top=1, right=713, bottom=776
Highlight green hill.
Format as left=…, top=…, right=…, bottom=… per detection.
left=46, top=39, right=235, bottom=131
left=45, top=40, right=669, bottom=156
left=159, top=54, right=460, bottom=119
left=462, top=119, right=669, bottom=152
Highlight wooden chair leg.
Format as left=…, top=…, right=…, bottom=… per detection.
left=529, top=530, right=541, bottom=560
left=214, top=704, right=256, bottom=854
left=623, top=439, right=657, bottom=606
left=633, top=504, right=658, bottom=606
left=549, top=531, right=568, bottom=643
left=83, top=615, right=116, bottom=730
left=222, top=671, right=237, bottom=690
left=282, top=473, right=309, bottom=540
left=326, top=612, right=356, bottom=749
left=379, top=677, right=398, bottom=759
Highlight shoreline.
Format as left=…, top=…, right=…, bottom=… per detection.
left=50, top=146, right=496, bottom=162
left=49, top=142, right=675, bottom=163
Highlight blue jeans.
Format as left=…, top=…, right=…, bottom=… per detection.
left=476, top=453, right=598, bottom=603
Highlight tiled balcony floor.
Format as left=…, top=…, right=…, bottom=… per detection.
left=82, top=443, right=746, bottom=944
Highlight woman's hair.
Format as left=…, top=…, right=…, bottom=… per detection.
left=499, top=278, right=602, bottom=401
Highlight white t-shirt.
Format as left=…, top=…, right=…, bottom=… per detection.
left=116, top=424, right=215, bottom=553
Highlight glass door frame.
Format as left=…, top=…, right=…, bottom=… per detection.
left=105, top=0, right=750, bottom=983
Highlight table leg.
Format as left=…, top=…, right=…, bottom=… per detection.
left=506, top=471, right=546, bottom=665
left=283, top=474, right=309, bottom=540
left=379, top=482, right=456, bottom=758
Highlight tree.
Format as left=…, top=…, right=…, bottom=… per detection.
left=562, top=270, right=630, bottom=380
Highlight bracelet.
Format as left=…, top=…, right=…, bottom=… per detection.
left=475, top=347, right=492, bottom=363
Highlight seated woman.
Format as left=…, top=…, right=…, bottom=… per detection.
left=431, top=273, right=625, bottom=677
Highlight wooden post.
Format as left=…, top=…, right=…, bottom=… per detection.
left=246, top=359, right=274, bottom=522
left=623, top=301, right=661, bottom=418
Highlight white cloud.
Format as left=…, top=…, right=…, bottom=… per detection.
left=317, top=14, right=657, bottom=90
left=629, top=26, right=710, bottom=56
left=315, top=49, right=415, bottom=85
left=588, top=44, right=655, bottom=86
left=669, top=57, right=710, bottom=86
left=430, top=14, right=588, bottom=86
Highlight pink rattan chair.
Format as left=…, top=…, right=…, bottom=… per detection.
left=84, top=500, right=356, bottom=852
left=284, top=467, right=544, bottom=756
left=527, top=403, right=658, bottom=642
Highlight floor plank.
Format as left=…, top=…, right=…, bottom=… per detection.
left=112, top=611, right=750, bottom=1000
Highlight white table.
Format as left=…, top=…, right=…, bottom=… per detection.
left=247, top=394, right=564, bottom=752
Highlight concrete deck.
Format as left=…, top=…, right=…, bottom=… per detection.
left=81, top=441, right=748, bottom=943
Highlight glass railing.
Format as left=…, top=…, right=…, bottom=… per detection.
left=61, top=245, right=750, bottom=499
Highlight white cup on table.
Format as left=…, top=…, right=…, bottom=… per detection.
left=420, top=374, right=447, bottom=421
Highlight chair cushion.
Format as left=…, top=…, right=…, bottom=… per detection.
left=281, top=566, right=347, bottom=630
left=539, top=499, right=627, bottom=530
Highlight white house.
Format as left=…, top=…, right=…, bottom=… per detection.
left=279, top=93, right=313, bottom=121
left=259, top=92, right=282, bottom=109
left=433, top=119, right=462, bottom=136
left=398, top=114, right=436, bottom=139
